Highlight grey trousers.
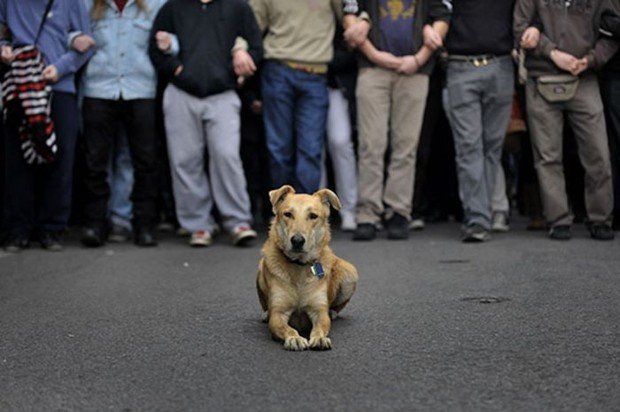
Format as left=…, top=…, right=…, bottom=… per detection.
left=445, top=57, right=514, bottom=228
left=526, top=75, right=613, bottom=226
left=356, top=67, right=429, bottom=224
left=163, top=85, right=252, bottom=233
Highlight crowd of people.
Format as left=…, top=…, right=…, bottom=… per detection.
left=0, top=0, right=619, bottom=253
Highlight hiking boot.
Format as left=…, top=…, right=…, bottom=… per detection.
left=353, top=223, right=376, bottom=241
left=386, top=213, right=409, bottom=240
left=462, top=224, right=491, bottom=243
left=548, top=225, right=571, bottom=241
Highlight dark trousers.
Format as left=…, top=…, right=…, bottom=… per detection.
left=3, top=92, right=79, bottom=236
left=82, top=98, right=158, bottom=230
left=601, top=71, right=620, bottom=224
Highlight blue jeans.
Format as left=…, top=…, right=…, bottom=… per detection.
left=108, top=129, right=134, bottom=230
left=261, top=61, right=328, bottom=193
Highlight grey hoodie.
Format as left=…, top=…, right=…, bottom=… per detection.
left=514, top=0, right=619, bottom=77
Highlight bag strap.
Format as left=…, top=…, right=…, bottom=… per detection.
left=34, top=0, right=56, bottom=46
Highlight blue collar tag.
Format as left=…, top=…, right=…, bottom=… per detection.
left=311, top=262, right=325, bottom=279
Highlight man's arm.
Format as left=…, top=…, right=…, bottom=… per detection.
left=148, top=2, right=183, bottom=78
left=585, top=0, right=620, bottom=69
left=239, top=2, right=263, bottom=67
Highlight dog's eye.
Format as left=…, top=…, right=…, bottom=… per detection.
left=309, top=213, right=319, bottom=220
left=283, top=212, right=293, bottom=219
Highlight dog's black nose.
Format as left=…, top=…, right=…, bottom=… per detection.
left=291, top=234, right=305, bottom=249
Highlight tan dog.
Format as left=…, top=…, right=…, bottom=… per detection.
left=257, top=185, right=359, bottom=351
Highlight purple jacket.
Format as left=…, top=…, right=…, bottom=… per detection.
left=0, top=0, right=93, bottom=93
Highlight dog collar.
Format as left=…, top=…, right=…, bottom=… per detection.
left=284, top=255, right=325, bottom=279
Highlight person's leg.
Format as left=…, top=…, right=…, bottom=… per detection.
left=601, top=71, right=620, bottom=228
left=565, top=76, right=614, bottom=230
left=125, top=99, right=159, bottom=243
left=385, top=73, right=429, bottom=221
left=108, top=128, right=134, bottom=237
left=261, top=61, right=296, bottom=189
left=525, top=80, right=572, bottom=229
left=326, top=87, right=357, bottom=228
left=294, top=71, right=329, bottom=194
left=82, top=97, right=119, bottom=236
left=162, top=84, right=214, bottom=233
left=445, top=63, right=487, bottom=229
left=355, top=67, right=392, bottom=227
left=204, top=90, right=256, bottom=244
left=37, top=92, right=80, bottom=238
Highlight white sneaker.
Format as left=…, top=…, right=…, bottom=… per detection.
left=189, top=230, right=213, bottom=247
left=340, top=212, right=357, bottom=231
left=231, top=224, right=257, bottom=247
left=491, top=212, right=510, bottom=233
left=409, top=218, right=425, bottom=231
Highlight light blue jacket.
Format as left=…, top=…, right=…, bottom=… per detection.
left=81, top=0, right=166, bottom=100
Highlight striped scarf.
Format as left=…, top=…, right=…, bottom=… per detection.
left=1, top=45, right=57, bottom=164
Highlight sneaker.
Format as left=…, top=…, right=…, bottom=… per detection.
left=588, top=223, right=614, bottom=241
left=491, top=212, right=510, bottom=233
left=231, top=224, right=258, bottom=247
left=39, top=232, right=63, bottom=252
left=548, top=225, right=571, bottom=241
left=462, top=224, right=491, bottom=243
left=4, top=234, right=29, bottom=253
left=81, top=227, right=105, bottom=248
left=386, top=213, right=409, bottom=240
left=353, top=223, right=376, bottom=241
left=409, top=218, right=425, bottom=231
left=108, top=224, right=132, bottom=243
left=340, top=211, right=357, bottom=232
left=190, top=230, right=213, bottom=247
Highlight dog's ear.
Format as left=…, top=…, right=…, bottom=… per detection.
left=314, top=189, right=342, bottom=211
left=269, top=185, right=295, bottom=214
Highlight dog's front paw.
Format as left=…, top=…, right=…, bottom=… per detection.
left=309, top=336, right=332, bottom=350
left=284, top=336, right=309, bottom=351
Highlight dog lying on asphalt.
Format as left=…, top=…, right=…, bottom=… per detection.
left=257, top=185, right=359, bottom=351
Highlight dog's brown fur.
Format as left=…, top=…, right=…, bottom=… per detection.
left=257, top=185, right=359, bottom=351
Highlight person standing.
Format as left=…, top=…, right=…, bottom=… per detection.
left=79, top=0, right=165, bottom=248
left=352, top=0, right=451, bottom=241
left=514, top=0, right=619, bottom=241
left=149, top=0, right=263, bottom=247
left=248, top=0, right=363, bottom=195
left=1, top=0, right=92, bottom=252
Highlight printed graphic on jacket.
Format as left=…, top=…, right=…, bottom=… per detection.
left=1, top=45, right=57, bottom=165
left=379, top=0, right=416, bottom=56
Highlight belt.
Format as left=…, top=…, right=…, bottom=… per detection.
left=284, top=61, right=328, bottom=75
left=447, top=54, right=508, bottom=68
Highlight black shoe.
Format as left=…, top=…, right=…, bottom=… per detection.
left=135, top=228, right=158, bottom=247
left=589, top=223, right=614, bottom=241
left=4, top=235, right=29, bottom=253
left=81, top=227, right=104, bottom=248
left=462, top=224, right=491, bottom=243
left=548, top=225, right=571, bottom=241
left=39, top=232, right=63, bottom=252
left=386, top=213, right=409, bottom=240
left=353, top=223, right=376, bottom=241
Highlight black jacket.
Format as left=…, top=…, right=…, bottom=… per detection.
left=149, top=0, right=263, bottom=98
left=602, top=9, right=620, bottom=73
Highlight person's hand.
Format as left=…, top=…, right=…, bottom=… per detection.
left=369, top=50, right=403, bottom=71
left=570, top=57, right=588, bottom=76
left=72, top=34, right=96, bottom=53
left=396, top=55, right=420, bottom=75
left=520, top=27, right=540, bottom=50
left=156, top=31, right=173, bottom=52
left=423, top=24, right=443, bottom=51
left=42, top=65, right=58, bottom=82
left=174, top=64, right=183, bottom=77
left=343, top=20, right=370, bottom=48
left=1, top=45, right=14, bottom=65
left=233, top=49, right=257, bottom=78
left=250, top=100, right=262, bottom=115
left=550, top=49, right=578, bottom=73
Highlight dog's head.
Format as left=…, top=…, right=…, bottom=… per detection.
left=269, top=185, right=341, bottom=263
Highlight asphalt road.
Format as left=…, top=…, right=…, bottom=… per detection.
left=1, top=222, right=619, bottom=411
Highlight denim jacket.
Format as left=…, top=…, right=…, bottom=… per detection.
left=81, top=0, right=166, bottom=100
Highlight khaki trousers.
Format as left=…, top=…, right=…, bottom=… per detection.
left=356, top=67, right=429, bottom=224
left=526, top=75, right=613, bottom=226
